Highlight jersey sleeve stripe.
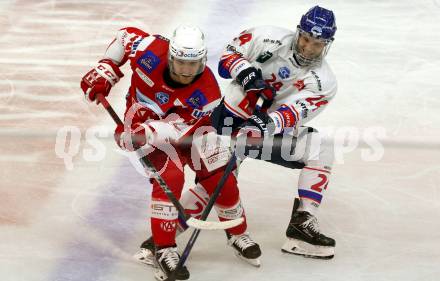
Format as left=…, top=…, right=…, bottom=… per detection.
left=224, top=101, right=248, bottom=119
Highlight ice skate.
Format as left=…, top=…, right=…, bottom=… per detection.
left=133, top=236, right=155, bottom=266
left=281, top=199, right=335, bottom=259
left=227, top=232, right=262, bottom=267
left=154, top=246, right=189, bottom=281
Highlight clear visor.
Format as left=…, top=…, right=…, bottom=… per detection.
left=169, top=55, right=206, bottom=77
left=293, top=28, right=333, bottom=67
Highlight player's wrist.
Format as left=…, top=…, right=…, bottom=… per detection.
left=231, top=60, right=253, bottom=81
left=235, top=66, right=260, bottom=89
left=96, top=59, right=124, bottom=85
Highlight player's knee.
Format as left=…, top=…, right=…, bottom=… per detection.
left=180, top=184, right=209, bottom=218
left=301, top=128, right=333, bottom=169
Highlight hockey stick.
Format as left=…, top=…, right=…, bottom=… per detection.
left=95, top=94, right=243, bottom=230
left=169, top=97, right=265, bottom=281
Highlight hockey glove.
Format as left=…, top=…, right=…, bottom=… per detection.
left=236, top=67, right=276, bottom=103
left=236, top=111, right=275, bottom=157
left=241, top=110, right=276, bottom=137
left=114, top=122, right=153, bottom=151
left=81, top=59, right=124, bottom=103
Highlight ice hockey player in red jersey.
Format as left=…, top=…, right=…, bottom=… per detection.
left=80, top=25, right=261, bottom=280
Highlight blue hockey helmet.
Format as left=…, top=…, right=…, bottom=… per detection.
left=299, top=5, right=336, bottom=42
left=293, top=6, right=337, bottom=67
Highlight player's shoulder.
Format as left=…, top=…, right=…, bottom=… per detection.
left=195, top=66, right=221, bottom=98
left=248, top=25, right=294, bottom=43
left=134, top=32, right=170, bottom=59
left=248, top=25, right=293, bottom=37
left=241, top=26, right=295, bottom=56
left=304, top=60, right=337, bottom=93
left=198, top=66, right=220, bottom=88
left=118, top=26, right=149, bottom=38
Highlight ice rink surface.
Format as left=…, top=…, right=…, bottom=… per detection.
left=1, top=1, right=439, bottom=280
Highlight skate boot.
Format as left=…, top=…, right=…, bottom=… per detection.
left=281, top=198, right=335, bottom=259
left=227, top=232, right=262, bottom=267
left=133, top=236, right=155, bottom=265
left=154, top=246, right=190, bottom=281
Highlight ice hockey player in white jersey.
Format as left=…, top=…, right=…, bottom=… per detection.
left=135, top=5, right=338, bottom=264
left=210, top=5, right=338, bottom=259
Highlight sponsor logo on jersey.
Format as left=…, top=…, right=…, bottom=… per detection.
left=135, top=68, right=154, bottom=87
left=310, top=71, right=322, bottom=91
left=278, top=66, right=290, bottom=79
left=263, top=38, right=282, bottom=46
left=296, top=101, right=309, bottom=118
left=151, top=202, right=178, bottom=219
left=160, top=221, right=177, bottom=232
left=155, top=92, right=169, bottom=105
left=186, top=89, right=208, bottom=109
left=137, top=50, right=160, bottom=74
left=256, top=51, right=273, bottom=63
left=294, top=79, right=305, bottom=91
left=191, top=109, right=211, bottom=119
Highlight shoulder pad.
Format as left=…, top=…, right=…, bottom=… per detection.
left=153, top=34, right=170, bottom=42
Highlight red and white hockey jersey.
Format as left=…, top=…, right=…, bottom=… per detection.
left=218, top=25, right=337, bottom=134
left=104, top=27, right=221, bottom=129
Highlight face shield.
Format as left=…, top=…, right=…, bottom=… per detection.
left=293, top=5, right=337, bottom=67
left=293, top=27, right=333, bottom=67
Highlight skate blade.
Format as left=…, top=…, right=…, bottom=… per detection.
left=281, top=238, right=334, bottom=259
left=133, top=250, right=155, bottom=266
left=233, top=250, right=261, bottom=267
left=154, top=267, right=167, bottom=281
left=154, top=266, right=190, bottom=281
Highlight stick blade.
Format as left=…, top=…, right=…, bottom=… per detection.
left=186, top=217, right=244, bottom=230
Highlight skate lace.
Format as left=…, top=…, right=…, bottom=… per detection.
left=301, top=215, right=320, bottom=235
left=231, top=233, right=255, bottom=250
left=158, top=247, right=179, bottom=269
left=136, top=248, right=151, bottom=257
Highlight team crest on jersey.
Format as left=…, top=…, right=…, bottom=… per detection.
left=278, top=66, right=290, bottom=79
left=186, top=90, right=208, bottom=109
left=155, top=92, right=169, bottom=105
left=137, top=50, right=160, bottom=74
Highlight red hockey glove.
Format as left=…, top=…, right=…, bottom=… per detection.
left=236, top=67, right=276, bottom=102
left=114, top=122, right=153, bottom=151
left=80, top=59, right=124, bottom=103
